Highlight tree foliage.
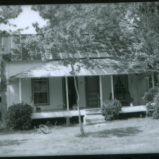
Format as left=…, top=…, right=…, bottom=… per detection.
left=0, top=3, right=157, bottom=72
left=9, top=2, right=159, bottom=73
left=11, top=4, right=131, bottom=61
left=125, top=2, right=159, bottom=71
left=0, top=6, right=21, bottom=23
left=0, top=6, right=22, bottom=33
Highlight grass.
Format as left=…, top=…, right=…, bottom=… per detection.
left=0, top=117, right=159, bottom=156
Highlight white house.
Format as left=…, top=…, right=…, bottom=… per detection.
left=0, top=34, right=158, bottom=122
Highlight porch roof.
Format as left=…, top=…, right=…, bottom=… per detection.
left=10, top=58, right=147, bottom=79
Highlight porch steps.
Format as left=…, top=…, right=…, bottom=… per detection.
left=84, top=108, right=105, bottom=125
left=84, top=114, right=105, bottom=125
left=83, top=106, right=147, bottom=125
left=85, top=108, right=102, bottom=114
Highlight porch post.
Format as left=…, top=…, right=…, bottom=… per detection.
left=65, top=77, right=69, bottom=110
left=99, top=76, right=103, bottom=108
left=151, top=73, right=155, bottom=88
left=111, top=75, right=114, bottom=100
left=19, top=78, right=22, bottom=103
left=65, top=77, right=70, bottom=125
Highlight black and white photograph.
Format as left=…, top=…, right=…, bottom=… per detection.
left=0, top=2, right=159, bottom=157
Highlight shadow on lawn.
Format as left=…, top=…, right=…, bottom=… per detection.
left=86, top=127, right=142, bottom=138
left=0, top=139, right=27, bottom=146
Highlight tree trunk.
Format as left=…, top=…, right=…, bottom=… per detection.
left=1, top=91, right=7, bottom=127
left=1, top=58, right=7, bottom=128
left=73, top=76, right=85, bottom=136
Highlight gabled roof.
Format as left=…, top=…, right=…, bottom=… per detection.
left=10, top=58, right=147, bottom=79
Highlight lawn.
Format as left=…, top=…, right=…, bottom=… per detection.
left=0, top=117, right=159, bottom=157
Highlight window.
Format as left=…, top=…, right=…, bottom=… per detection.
left=32, top=78, right=49, bottom=105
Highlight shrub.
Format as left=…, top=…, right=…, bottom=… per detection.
left=153, top=110, right=159, bottom=119
left=7, top=103, right=33, bottom=130
left=143, top=87, right=159, bottom=103
left=153, top=93, right=159, bottom=119
left=102, top=99, right=122, bottom=121
left=146, top=102, right=155, bottom=116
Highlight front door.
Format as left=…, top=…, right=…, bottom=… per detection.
left=68, top=77, right=77, bottom=109
left=85, top=76, right=100, bottom=108
left=114, top=75, right=133, bottom=106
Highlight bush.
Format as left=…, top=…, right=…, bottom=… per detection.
left=102, top=99, right=122, bottom=121
left=143, top=87, right=159, bottom=103
left=153, top=93, right=159, bottom=119
left=146, top=102, right=155, bottom=116
left=7, top=103, right=33, bottom=130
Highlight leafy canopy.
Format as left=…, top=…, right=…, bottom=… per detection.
left=8, top=3, right=159, bottom=73
left=0, top=6, right=22, bottom=33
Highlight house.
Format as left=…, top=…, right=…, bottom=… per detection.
left=0, top=34, right=158, bottom=124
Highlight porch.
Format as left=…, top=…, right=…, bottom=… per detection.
left=31, top=105, right=147, bottom=125
left=8, top=73, right=149, bottom=112
left=31, top=109, right=86, bottom=119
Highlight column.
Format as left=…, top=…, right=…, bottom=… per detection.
left=65, top=77, right=70, bottom=126
left=65, top=77, right=69, bottom=110
left=111, top=75, right=114, bottom=100
left=19, top=78, right=22, bottom=103
left=99, top=76, right=103, bottom=108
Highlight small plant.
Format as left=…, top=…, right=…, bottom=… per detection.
left=146, top=102, right=155, bottom=116
left=7, top=103, right=33, bottom=130
left=143, top=87, right=159, bottom=103
left=153, top=93, right=159, bottom=119
left=36, top=106, right=41, bottom=112
left=102, top=99, right=122, bottom=121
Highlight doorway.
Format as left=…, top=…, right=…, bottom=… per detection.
left=114, top=75, right=133, bottom=106
left=68, top=77, right=77, bottom=109
left=85, top=76, right=100, bottom=108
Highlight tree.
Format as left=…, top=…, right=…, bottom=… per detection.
left=9, top=3, right=159, bottom=69
left=0, top=6, right=22, bottom=127
left=0, top=6, right=22, bottom=33
left=11, top=4, right=130, bottom=60
left=120, top=2, right=159, bottom=72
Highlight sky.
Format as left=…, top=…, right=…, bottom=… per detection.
left=0, top=5, right=48, bottom=34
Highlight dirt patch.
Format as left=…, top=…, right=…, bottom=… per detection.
left=86, top=126, right=142, bottom=137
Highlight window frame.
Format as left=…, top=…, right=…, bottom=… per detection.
left=31, top=78, right=50, bottom=105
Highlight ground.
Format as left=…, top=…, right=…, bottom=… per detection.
left=0, top=117, right=159, bottom=157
